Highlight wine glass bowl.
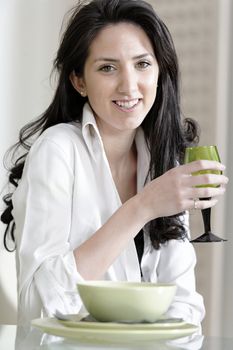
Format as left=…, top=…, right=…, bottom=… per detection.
left=184, top=145, right=222, bottom=188
left=184, top=145, right=227, bottom=243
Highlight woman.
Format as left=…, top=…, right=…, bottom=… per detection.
left=1, top=0, right=228, bottom=325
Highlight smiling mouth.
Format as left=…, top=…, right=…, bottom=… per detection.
left=113, top=98, right=141, bottom=110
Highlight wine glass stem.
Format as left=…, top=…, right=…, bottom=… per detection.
left=201, top=198, right=211, bottom=233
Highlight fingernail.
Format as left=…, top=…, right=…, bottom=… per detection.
left=221, top=164, right=226, bottom=170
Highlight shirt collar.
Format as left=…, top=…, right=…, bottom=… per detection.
left=81, top=103, right=104, bottom=160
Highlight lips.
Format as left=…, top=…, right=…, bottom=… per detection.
left=113, top=98, right=140, bottom=110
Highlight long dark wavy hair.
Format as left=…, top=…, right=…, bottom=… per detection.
left=1, top=0, right=199, bottom=251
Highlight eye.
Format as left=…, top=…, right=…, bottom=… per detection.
left=99, top=65, right=116, bottom=73
left=136, top=61, right=151, bottom=70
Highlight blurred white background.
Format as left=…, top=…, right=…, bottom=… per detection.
left=0, top=0, right=232, bottom=336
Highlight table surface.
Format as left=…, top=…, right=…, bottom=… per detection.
left=1, top=324, right=233, bottom=350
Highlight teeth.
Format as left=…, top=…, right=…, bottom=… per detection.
left=115, top=99, right=139, bottom=109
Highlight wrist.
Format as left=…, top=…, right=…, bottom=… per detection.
left=130, top=192, right=152, bottom=227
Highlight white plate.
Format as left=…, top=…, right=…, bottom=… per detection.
left=55, top=313, right=186, bottom=329
left=31, top=316, right=199, bottom=344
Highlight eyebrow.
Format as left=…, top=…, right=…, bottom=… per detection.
left=93, top=53, right=155, bottom=63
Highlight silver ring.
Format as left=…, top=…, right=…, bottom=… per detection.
left=193, top=199, right=198, bottom=210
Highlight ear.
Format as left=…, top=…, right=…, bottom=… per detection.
left=69, top=71, right=87, bottom=96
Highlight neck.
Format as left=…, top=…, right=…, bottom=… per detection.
left=99, top=128, right=136, bottom=167
left=100, top=129, right=138, bottom=203
left=96, top=122, right=138, bottom=203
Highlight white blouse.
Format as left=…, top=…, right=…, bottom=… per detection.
left=12, top=103, right=205, bottom=325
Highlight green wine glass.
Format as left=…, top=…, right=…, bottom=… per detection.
left=184, top=145, right=227, bottom=243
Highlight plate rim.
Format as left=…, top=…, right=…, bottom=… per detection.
left=55, top=317, right=187, bottom=330
left=31, top=317, right=199, bottom=336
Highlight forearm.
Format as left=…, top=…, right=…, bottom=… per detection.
left=73, top=194, right=147, bottom=280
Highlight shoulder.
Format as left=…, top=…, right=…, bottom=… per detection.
left=31, top=123, right=84, bottom=155
left=26, top=123, right=85, bottom=170
left=40, top=122, right=82, bottom=146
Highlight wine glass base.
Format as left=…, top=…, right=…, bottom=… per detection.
left=190, top=232, right=227, bottom=243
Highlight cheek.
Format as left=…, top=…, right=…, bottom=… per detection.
left=142, top=71, right=159, bottom=92
left=86, top=87, right=108, bottom=114
left=143, top=82, right=157, bottom=100
left=86, top=76, right=113, bottom=97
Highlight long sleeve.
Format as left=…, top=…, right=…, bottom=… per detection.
left=13, top=137, right=84, bottom=324
left=157, top=239, right=205, bottom=325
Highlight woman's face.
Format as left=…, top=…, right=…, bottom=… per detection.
left=72, top=22, right=159, bottom=134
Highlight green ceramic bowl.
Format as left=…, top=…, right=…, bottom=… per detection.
left=77, top=281, right=176, bottom=322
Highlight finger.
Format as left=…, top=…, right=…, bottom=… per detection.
left=184, top=173, right=229, bottom=187
left=189, top=198, right=218, bottom=210
left=190, top=186, right=226, bottom=199
left=181, top=160, right=225, bottom=174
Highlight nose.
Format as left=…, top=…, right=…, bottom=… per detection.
left=117, top=66, right=138, bottom=96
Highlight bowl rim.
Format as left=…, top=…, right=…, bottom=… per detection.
left=77, top=281, right=176, bottom=290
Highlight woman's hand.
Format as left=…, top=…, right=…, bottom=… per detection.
left=139, top=160, right=228, bottom=222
